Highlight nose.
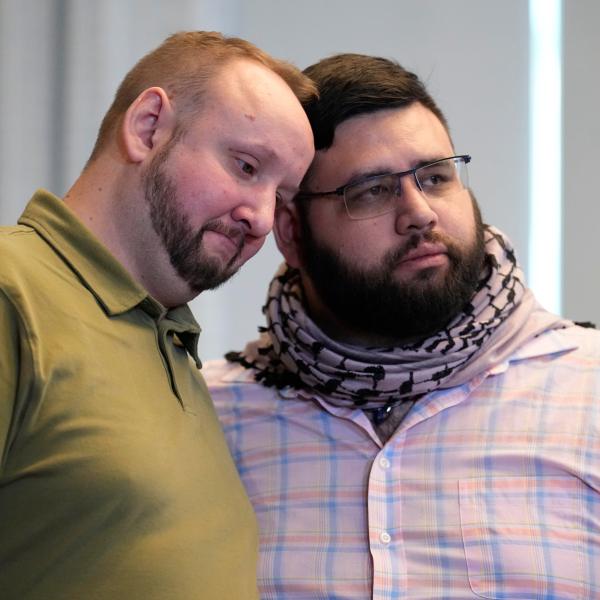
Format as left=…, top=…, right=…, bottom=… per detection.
left=394, top=177, right=438, bottom=235
left=230, top=185, right=276, bottom=239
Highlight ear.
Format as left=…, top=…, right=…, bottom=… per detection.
left=273, top=202, right=304, bottom=269
left=120, top=87, right=176, bottom=163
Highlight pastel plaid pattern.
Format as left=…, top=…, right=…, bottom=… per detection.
left=206, top=327, right=600, bottom=599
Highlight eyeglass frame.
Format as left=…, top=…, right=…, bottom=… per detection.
left=295, top=154, right=472, bottom=220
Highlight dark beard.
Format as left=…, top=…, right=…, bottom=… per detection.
left=142, top=145, right=243, bottom=293
left=298, top=203, right=486, bottom=341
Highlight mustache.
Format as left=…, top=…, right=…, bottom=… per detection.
left=385, top=231, right=452, bottom=264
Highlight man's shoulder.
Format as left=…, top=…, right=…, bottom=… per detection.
left=555, top=324, right=600, bottom=359
left=505, top=324, right=600, bottom=391
left=513, top=324, right=600, bottom=361
left=0, top=223, right=36, bottom=249
left=0, top=224, right=47, bottom=283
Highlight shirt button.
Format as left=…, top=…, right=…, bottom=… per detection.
left=379, top=456, right=391, bottom=469
left=380, top=531, right=391, bottom=545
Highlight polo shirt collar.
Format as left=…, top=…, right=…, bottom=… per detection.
left=19, top=189, right=201, bottom=364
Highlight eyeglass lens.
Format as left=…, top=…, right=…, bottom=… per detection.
left=344, top=157, right=468, bottom=219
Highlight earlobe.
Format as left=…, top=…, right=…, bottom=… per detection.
left=120, top=87, right=175, bottom=163
left=274, top=202, right=303, bottom=268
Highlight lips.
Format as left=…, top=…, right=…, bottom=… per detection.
left=200, top=223, right=246, bottom=267
left=399, top=242, right=447, bottom=264
left=214, top=230, right=241, bottom=250
left=203, top=222, right=245, bottom=252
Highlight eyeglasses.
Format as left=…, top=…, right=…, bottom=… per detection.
left=297, top=154, right=471, bottom=220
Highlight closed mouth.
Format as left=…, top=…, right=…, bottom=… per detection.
left=399, top=243, right=447, bottom=264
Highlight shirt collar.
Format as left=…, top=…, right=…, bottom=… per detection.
left=487, top=326, right=578, bottom=376
left=19, top=189, right=202, bottom=364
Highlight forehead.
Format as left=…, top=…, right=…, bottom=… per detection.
left=307, top=103, right=454, bottom=190
left=183, top=59, right=314, bottom=184
left=207, top=59, right=284, bottom=107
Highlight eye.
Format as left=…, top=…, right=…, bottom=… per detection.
left=366, top=184, right=387, bottom=196
left=236, top=158, right=257, bottom=177
left=348, top=176, right=395, bottom=204
left=425, top=174, right=446, bottom=185
left=418, top=162, right=455, bottom=190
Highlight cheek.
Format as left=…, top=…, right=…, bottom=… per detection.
left=437, top=201, right=477, bottom=243
left=315, top=218, right=385, bottom=263
left=182, top=180, right=231, bottom=225
left=339, top=221, right=380, bottom=252
left=169, top=156, right=234, bottom=221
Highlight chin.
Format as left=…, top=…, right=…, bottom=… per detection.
left=397, top=264, right=448, bottom=286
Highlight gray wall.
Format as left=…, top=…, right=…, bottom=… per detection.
left=0, top=0, right=597, bottom=360
left=563, top=0, right=600, bottom=325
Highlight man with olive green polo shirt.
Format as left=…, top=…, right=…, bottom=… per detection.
left=0, top=189, right=256, bottom=598
left=0, top=32, right=314, bottom=599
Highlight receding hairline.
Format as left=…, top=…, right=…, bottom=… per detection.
left=86, top=31, right=317, bottom=165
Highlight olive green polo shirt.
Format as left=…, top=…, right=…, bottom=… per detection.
left=0, top=190, right=258, bottom=599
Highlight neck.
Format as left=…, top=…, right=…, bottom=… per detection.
left=65, top=157, right=136, bottom=264
left=64, top=154, right=192, bottom=308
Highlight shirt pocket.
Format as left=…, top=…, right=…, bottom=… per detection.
left=459, top=476, right=597, bottom=599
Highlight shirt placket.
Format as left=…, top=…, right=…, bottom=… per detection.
left=139, top=298, right=200, bottom=411
left=368, top=440, right=408, bottom=598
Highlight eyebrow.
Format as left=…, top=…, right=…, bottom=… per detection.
left=252, top=143, right=278, bottom=161
left=228, top=142, right=278, bottom=163
left=341, top=155, right=450, bottom=188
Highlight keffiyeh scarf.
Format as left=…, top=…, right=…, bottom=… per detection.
left=229, top=226, right=571, bottom=409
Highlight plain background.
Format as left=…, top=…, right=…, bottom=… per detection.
left=0, top=0, right=598, bottom=360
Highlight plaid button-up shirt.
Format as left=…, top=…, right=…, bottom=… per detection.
left=206, top=326, right=600, bottom=599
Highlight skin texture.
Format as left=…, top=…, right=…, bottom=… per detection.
left=65, top=58, right=314, bottom=307
left=275, top=103, right=484, bottom=346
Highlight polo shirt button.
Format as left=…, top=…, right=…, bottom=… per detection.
left=380, top=531, right=391, bottom=545
left=379, top=456, right=390, bottom=469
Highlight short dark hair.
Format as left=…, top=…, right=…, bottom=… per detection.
left=302, top=53, right=448, bottom=151
left=88, top=31, right=317, bottom=163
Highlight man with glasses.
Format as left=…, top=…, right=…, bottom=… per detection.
left=205, top=53, right=600, bottom=598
